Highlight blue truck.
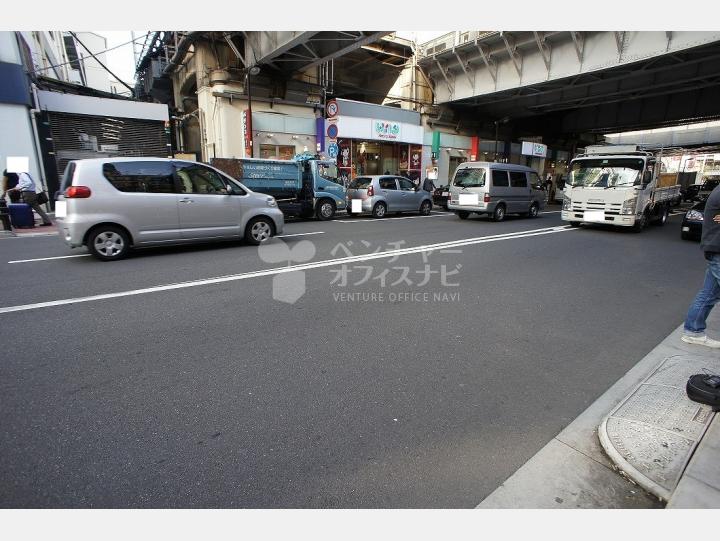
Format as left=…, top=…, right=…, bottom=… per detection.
left=211, top=154, right=346, bottom=220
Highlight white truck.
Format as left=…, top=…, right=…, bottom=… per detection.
left=561, top=145, right=681, bottom=232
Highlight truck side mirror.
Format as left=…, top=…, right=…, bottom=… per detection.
left=643, top=170, right=653, bottom=185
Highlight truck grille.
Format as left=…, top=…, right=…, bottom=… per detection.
left=571, top=201, right=622, bottom=215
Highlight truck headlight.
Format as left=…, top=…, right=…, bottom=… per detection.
left=562, top=195, right=571, bottom=210
left=621, top=197, right=637, bottom=215
left=266, top=197, right=277, bottom=207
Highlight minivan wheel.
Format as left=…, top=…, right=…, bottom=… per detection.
left=316, top=199, right=335, bottom=221
left=492, top=204, right=506, bottom=222
left=457, top=211, right=470, bottom=220
left=372, top=202, right=387, bottom=218
left=528, top=203, right=539, bottom=218
left=419, top=200, right=432, bottom=216
left=87, top=226, right=130, bottom=261
left=245, top=217, right=274, bottom=245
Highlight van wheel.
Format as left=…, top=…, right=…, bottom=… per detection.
left=245, top=217, right=274, bottom=245
left=372, top=202, right=387, bottom=218
left=316, top=199, right=335, bottom=220
left=492, top=204, right=506, bottom=222
left=419, top=200, right=432, bottom=216
left=528, top=203, right=539, bottom=218
left=457, top=211, right=470, bottom=220
left=87, top=226, right=130, bottom=261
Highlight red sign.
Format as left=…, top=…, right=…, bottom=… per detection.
left=326, top=99, right=339, bottom=119
left=242, top=109, right=253, bottom=157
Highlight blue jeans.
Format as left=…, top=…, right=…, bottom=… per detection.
left=684, top=253, right=720, bottom=335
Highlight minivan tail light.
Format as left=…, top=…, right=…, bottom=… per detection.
left=484, top=193, right=491, bottom=203
left=65, top=186, right=91, bottom=198
left=367, top=185, right=374, bottom=197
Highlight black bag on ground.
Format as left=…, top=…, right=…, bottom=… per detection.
left=687, top=374, right=720, bottom=411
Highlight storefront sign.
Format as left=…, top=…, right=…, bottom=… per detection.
left=521, top=141, right=547, bottom=158
left=373, top=120, right=401, bottom=140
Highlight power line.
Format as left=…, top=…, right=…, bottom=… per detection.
left=69, top=32, right=135, bottom=93
left=33, top=33, right=148, bottom=75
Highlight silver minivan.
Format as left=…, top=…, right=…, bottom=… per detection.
left=346, top=175, right=433, bottom=218
left=55, top=158, right=285, bottom=261
left=447, top=162, right=545, bottom=221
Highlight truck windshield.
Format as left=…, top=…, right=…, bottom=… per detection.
left=453, top=168, right=486, bottom=188
left=569, top=158, right=645, bottom=188
left=318, top=163, right=341, bottom=185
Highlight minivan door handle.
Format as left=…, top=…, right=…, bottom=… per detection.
left=179, top=198, right=194, bottom=204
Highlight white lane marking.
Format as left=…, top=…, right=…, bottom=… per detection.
left=275, top=232, right=324, bottom=239
left=336, top=213, right=449, bottom=223
left=8, top=254, right=91, bottom=264
left=0, top=232, right=58, bottom=239
left=0, top=225, right=575, bottom=315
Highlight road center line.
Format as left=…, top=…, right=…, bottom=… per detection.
left=0, top=225, right=575, bottom=315
left=8, top=254, right=92, bottom=264
left=276, top=232, right=325, bottom=239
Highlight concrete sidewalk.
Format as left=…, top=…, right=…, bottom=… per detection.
left=478, top=311, right=720, bottom=508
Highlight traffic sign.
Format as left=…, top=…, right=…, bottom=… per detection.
left=327, top=142, right=339, bottom=158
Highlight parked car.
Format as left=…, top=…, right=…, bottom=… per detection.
left=345, top=175, right=433, bottom=218
left=682, top=184, right=702, bottom=202
left=696, top=179, right=720, bottom=202
left=447, top=162, right=546, bottom=221
left=681, top=200, right=705, bottom=241
left=54, top=158, right=285, bottom=261
left=433, top=184, right=450, bottom=210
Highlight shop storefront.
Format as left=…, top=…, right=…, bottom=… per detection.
left=325, top=99, right=424, bottom=186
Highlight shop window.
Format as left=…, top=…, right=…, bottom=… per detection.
left=259, top=144, right=296, bottom=160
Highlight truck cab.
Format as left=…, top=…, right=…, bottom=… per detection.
left=561, top=145, right=676, bottom=232
left=300, top=158, right=346, bottom=219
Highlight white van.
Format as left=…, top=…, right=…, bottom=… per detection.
left=447, top=162, right=546, bottom=221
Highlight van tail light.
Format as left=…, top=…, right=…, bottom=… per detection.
left=484, top=193, right=491, bottom=203
left=65, top=186, right=92, bottom=198
left=367, top=185, right=374, bottom=197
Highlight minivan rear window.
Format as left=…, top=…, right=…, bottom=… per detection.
left=349, top=177, right=372, bottom=189
left=102, top=161, right=175, bottom=193
left=453, top=168, right=486, bottom=188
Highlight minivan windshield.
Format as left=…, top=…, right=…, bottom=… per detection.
left=349, top=177, right=372, bottom=189
left=568, top=158, right=645, bottom=188
left=453, top=168, right=486, bottom=188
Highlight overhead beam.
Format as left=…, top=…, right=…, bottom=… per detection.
left=500, top=32, right=523, bottom=78
left=435, top=58, right=454, bottom=97
left=453, top=49, right=475, bottom=89
left=570, top=31, right=584, bottom=63
left=533, top=31, right=552, bottom=74
left=301, top=31, right=391, bottom=71
left=474, top=40, right=497, bottom=83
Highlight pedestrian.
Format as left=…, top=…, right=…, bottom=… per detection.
left=1, top=169, right=22, bottom=203
left=6, top=171, right=52, bottom=226
left=682, top=182, right=720, bottom=347
left=422, top=176, right=436, bottom=193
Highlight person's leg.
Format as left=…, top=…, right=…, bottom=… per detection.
left=22, top=192, right=51, bottom=225
left=684, top=266, right=720, bottom=335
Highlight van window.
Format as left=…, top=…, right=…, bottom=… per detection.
left=492, top=170, right=509, bottom=187
left=349, top=177, right=372, bottom=189
left=60, top=161, right=76, bottom=192
left=529, top=172, right=543, bottom=190
left=509, top=171, right=527, bottom=188
left=175, top=162, right=229, bottom=194
left=453, top=168, right=486, bottom=188
left=102, top=161, right=175, bottom=193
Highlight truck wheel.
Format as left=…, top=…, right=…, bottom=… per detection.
left=492, top=204, right=506, bottom=222
left=372, top=202, right=387, bottom=218
left=457, top=211, right=470, bottom=220
left=655, top=205, right=669, bottom=226
left=632, top=212, right=648, bottom=233
left=316, top=199, right=335, bottom=221
left=245, top=217, right=275, bottom=245
left=569, top=221, right=581, bottom=228
left=87, top=225, right=130, bottom=261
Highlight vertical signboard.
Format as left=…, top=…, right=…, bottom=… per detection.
left=242, top=109, right=253, bottom=158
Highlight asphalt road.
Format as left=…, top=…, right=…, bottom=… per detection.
left=0, top=205, right=707, bottom=508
